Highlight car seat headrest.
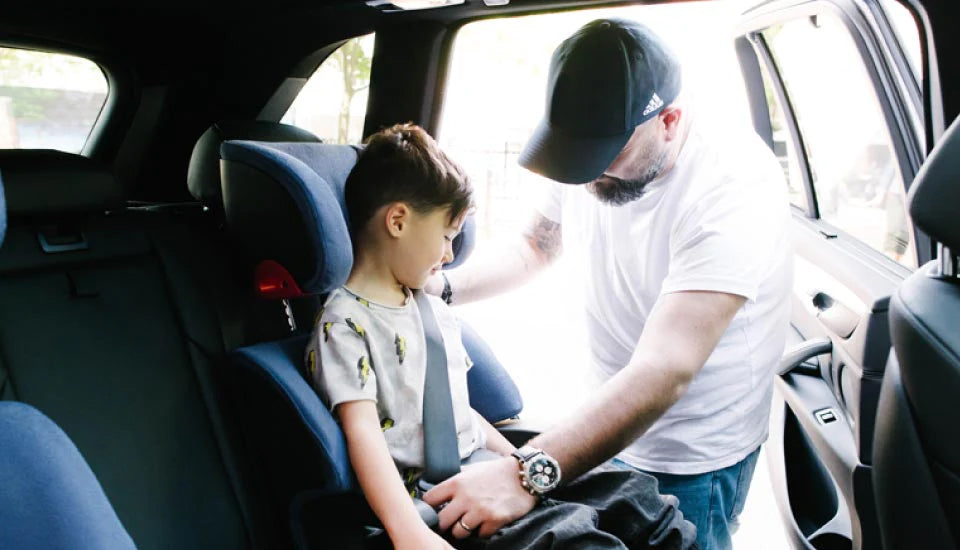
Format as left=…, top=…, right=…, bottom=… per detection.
left=220, top=140, right=358, bottom=295
left=188, top=120, right=321, bottom=208
left=219, top=140, right=477, bottom=297
left=909, top=116, right=960, bottom=253
left=0, top=150, right=121, bottom=219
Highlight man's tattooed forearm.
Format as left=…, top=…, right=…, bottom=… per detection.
left=524, top=214, right=562, bottom=261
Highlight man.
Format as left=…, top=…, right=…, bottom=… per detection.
left=422, top=18, right=791, bottom=550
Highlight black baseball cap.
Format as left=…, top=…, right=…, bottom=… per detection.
left=519, top=18, right=682, bottom=184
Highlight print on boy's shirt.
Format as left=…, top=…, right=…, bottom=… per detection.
left=357, top=355, right=371, bottom=387
left=395, top=333, right=406, bottom=364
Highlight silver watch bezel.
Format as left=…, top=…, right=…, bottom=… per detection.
left=513, top=446, right=561, bottom=495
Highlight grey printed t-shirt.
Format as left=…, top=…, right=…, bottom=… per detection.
left=306, top=286, right=486, bottom=472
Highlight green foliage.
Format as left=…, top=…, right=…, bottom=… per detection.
left=329, top=37, right=373, bottom=143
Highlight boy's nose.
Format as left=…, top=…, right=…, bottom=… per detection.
left=442, top=244, right=454, bottom=265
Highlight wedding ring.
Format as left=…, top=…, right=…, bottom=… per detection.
left=457, top=518, right=474, bottom=533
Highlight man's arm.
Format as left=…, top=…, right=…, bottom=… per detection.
left=423, top=290, right=745, bottom=535
left=530, top=290, right=746, bottom=480
left=426, top=212, right=562, bottom=304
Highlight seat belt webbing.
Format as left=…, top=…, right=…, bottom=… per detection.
left=414, top=289, right=461, bottom=483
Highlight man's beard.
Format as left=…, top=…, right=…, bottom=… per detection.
left=586, top=151, right=668, bottom=206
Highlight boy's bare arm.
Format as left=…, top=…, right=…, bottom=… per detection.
left=337, top=401, right=452, bottom=550
left=475, top=411, right=517, bottom=456
left=427, top=212, right=562, bottom=304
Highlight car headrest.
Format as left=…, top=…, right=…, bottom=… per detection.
left=0, top=150, right=122, bottom=218
left=219, top=140, right=477, bottom=297
left=221, top=140, right=358, bottom=295
left=909, top=116, right=960, bottom=252
left=188, top=120, right=321, bottom=207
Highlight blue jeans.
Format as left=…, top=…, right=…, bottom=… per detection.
left=613, top=447, right=760, bottom=550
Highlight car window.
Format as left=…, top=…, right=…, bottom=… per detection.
left=281, top=34, right=374, bottom=144
left=0, top=47, right=108, bottom=153
left=759, top=62, right=808, bottom=213
left=879, top=0, right=922, bottom=85
left=763, top=13, right=917, bottom=268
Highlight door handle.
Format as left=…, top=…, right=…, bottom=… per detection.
left=811, top=292, right=859, bottom=338
left=779, top=337, right=832, bottom=376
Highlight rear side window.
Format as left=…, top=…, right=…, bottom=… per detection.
left=282, top=34, right=374, bottom=144
left=763, top=14, right=916, bottom=268
left=0, top=47, right=108, bottom=153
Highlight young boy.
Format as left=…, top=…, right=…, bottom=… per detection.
left=307, top=124, right=697, bottom=550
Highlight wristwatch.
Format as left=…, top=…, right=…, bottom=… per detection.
left=511, top=445, right=561, bottom=496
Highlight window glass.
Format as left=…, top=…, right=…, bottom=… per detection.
left=764, top=14, right=916, bottom=268
left=879, top=0, right=922, bottom=84
left=282, top=34, right=374, bottom=144
left=759, top=62, right=807, bottom=212
left=0, top=47, right=108, bottom=153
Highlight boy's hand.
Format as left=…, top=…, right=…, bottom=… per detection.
left=391, top=525, right=455, bottom=550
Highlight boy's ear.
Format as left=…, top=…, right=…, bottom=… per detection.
left=384, top=202, right=411, bottom=238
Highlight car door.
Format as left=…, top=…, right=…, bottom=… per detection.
left=734, top=1, right=933, bottom=549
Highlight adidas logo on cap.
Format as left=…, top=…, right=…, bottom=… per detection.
left=642, top=93, right=664, bottom=117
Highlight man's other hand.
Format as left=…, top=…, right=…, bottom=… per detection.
left=423, top=272, right=445, bottom=296
left=422, top=456, right=537, bottom=539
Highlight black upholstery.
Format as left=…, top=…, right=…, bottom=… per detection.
left=0, top=168, right=6, bottom=245
left=0, top=150, right=122, bottom=216
left=0, top=151, right=258, bottom=549
left=907, top=116, right=960, bottom=252
left=874, top=116, right=960, bottom=549
left=188, top=120, right=321, bottom=207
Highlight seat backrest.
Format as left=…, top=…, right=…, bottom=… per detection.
left=874, top=116, right=960, bottom=549
left=0, top=150, right=254, bottom=549
left=217, top=139, right=520, bottom=546
left=0, top=402, right=135, bottom=550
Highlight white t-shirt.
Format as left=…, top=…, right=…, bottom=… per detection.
left=538, top=126, right=792, bottom=474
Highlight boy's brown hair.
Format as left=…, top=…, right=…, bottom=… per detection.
left=344, top=123, right=473, bottom=237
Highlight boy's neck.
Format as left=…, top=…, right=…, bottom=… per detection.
left=346, top=248, right=408, bottom=307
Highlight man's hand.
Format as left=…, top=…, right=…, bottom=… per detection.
left=422, top=456, right=537, bottom=539
left=423, top=272, right=445, bottom=296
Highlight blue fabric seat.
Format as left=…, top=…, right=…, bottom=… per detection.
left=0, top=402, right=136, bottom=550
left=218, top=140, right=522, bottom=545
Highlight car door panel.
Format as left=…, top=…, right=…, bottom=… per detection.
left=737, top=1, right=925, bottom=549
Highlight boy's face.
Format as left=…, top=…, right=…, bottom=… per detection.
left=393, top=205, right=465, bottom=289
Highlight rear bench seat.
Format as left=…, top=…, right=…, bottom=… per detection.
left=0, top=150, right=257, bottom=549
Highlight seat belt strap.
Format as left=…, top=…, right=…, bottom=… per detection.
left=414, top=289, right=461, bottom=483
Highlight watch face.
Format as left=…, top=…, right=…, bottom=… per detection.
left=526, top=455, right=560, bottom=492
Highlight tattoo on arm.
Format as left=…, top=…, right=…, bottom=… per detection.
left=524, top=214, right=562, bottom=263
